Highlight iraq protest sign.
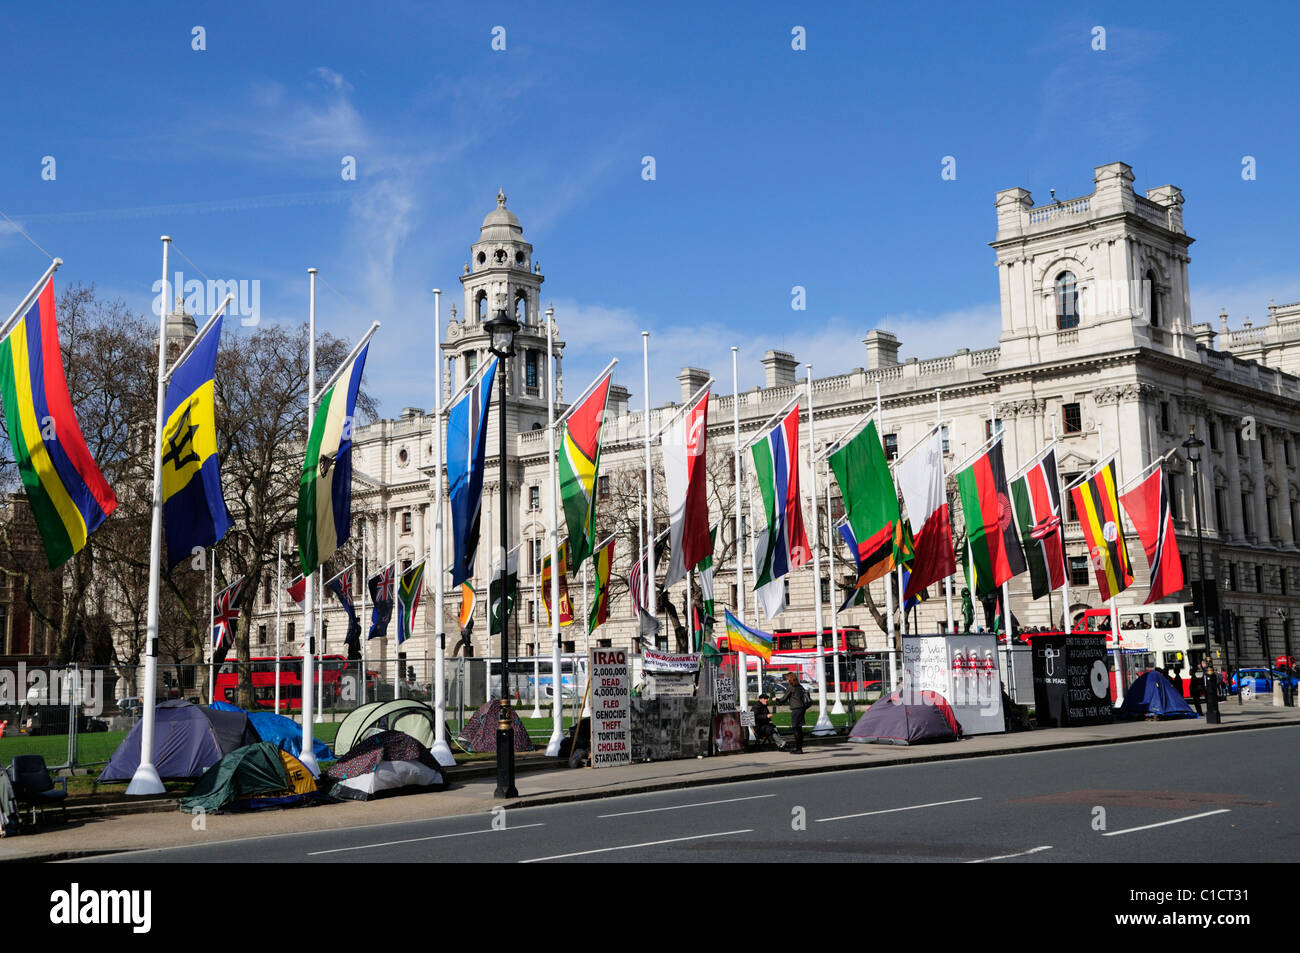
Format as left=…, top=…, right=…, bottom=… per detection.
left=590, top=648, right=631, bottom=767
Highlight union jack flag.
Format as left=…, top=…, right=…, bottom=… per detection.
left=212, top=577, right=244, bottom=666
left=368, top=564, right=396, bottom=641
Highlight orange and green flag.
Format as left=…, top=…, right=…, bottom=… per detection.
left=542, top=540, right=575, bottom=627
left=0, top=277, right=117, bottom=567
left=558, top=373, right=612, bottom=569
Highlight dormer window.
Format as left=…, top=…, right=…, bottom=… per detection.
left=1055, top=271, right=1079, bottom=330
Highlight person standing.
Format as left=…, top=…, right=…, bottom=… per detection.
left=783, top=672, right=808, bottom=754
left=1189, top=662, right=1203, bottom=716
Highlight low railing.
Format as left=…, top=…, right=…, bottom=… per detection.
left=1029, top=197, right=1090, bottom=224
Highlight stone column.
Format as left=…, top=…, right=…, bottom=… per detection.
left=1273, top=434, right=1295, bottom=548
left=1249, top=427, right=1270, bottom=545
left=414, top=503, right=426, bottom=563
left=1223, top=414, right=1245, bottom=543
left=1196, top=411, right=1218, bottom=535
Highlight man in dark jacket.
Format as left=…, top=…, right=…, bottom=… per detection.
left=783, top=672, right=808, bottom=753
left=752, top=694, right=783, bottom=750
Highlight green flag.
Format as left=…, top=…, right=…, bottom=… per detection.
left=828, top=420, right=902, bottom=575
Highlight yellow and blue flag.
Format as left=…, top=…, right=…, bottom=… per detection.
left=162, top=315, right=231, bottom=568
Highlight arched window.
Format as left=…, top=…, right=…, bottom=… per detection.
left=1054, top=271, right=1079, bottom=330
left=476, top=291, right=487, bottom=322
left=1146, top=269, right=1159, bottom=327
left=515, top=292, right=528, bottom=325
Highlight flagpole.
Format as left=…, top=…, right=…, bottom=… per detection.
left=731, top=346, right=749, bottom=715
left=428, top=289, right=454, bottom=765
left=1101, top=423, right=1126, bottom=705
left=0, top=257, right=63, bottom=340
left=582, top=561, right=592, bottom=717
left=1053, top=417, right=1072, bottom=634
left=127, top=235, right=171, bottom=796
left=642, top=332, right=657, bottom=632
left=317, top=573, right=324, bottom=719
left=545, top=308, right=564, bottom=755
left=805, top=366, right=833, bottom=735
left=208, top=548, right=215, bottom=705
left=877, top=380, right=898, bottom=694
left=989, top=400, right=1017, bottom=702
left=297, top=268, right=320, bottom=776
left=274, top=539, right=283, bottom=712
left=531, top=536, right=542, bottom=717
left=938, top=389, right=954, bottom=634
left=826, top=460, right=844, bottom=714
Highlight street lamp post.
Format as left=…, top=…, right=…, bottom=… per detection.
left=1183, top=425, right=1223, bottom=723
left=486, top=296, right=520, bottom=798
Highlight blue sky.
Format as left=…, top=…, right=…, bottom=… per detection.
left=2, top=1, right=1298, bottom=417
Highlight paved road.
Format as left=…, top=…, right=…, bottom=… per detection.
left=77, top=724, right=1298, bottom=863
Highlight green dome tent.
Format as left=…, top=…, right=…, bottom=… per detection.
left=180, top=742, right=319, bottom=814
left=333, top=700, right=446, bottom=757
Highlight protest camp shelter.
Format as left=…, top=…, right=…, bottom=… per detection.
left=179, top=742, right=319, bottom=814
left=1117, top=670, right=1198, bottom=720
left=209, top=700, right=332, bottom=762
left=332, top=699, right=444, bottom=756
left=848, top=690, right=962, bottom=745
left=457, top=699, right=533, bottom=753
left=99, top=700, right=259, bottom=782
left=327, top=730, right=447, bottom=801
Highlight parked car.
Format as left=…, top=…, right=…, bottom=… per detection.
left=1229, top=668, right=1299, bottom=700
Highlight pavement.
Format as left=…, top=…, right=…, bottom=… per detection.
left=3, top=698, right=1297, bottom=863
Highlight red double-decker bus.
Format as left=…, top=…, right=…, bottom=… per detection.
left=214, top=655, right=366, bottom=711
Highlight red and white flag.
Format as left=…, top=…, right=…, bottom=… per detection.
left=895, top=429, right=955, bottom=602
left=1120, top=467, right=1184, bottom=604
left=286, top=575, right=307, bottom=607
left=661, top=390, right=713, bottom=587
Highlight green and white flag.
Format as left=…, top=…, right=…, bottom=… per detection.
left=695, top=524, right=719, bottom=629
left=489, top=546, right=519, bottom=635
left=297, top=343, right=370, bottom=575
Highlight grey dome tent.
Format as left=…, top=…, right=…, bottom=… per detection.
left=333, top=700, right=445, bottom=757
left=848, top=690, right=962, bottom=745
left=458, top=699, right=532, bottom=753
left=99, top=700, right=258, bottom=782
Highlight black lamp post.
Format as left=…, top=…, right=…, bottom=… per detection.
left=486, top=295, right=520, bottom=797
left=1183, top=425, right=1224, bottom=723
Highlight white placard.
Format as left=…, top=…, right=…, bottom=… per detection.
left=590, top=648, right=631, bottom=768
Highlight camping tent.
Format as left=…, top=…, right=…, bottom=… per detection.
left=848, top=690, right=962, bottom=745
left=209, top=701, right=332, bottom=762
left=328, top=731, right=447, bottom=801
left=99, top=700, right=259, bottom=782
left=333, top=700, right=444, bottom=756
left=1118, top=670, right=1198, bottom=720
left=457, top=699, right=533, bottom=753
left=180, top=742, right=319, bottom=814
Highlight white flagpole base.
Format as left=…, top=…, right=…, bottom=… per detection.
left=530, top=703, right=543, bottom=718
left=831, top=699, right=846, bottom=715
left=126, top=763, right=164, bottom=796
left=297, top=751, right=321, bottom=778
left=430, top=740, right=457, bottom=767
left=545, top=728, right=564, bottom=757
left=812, top=711, right=836, bottom=735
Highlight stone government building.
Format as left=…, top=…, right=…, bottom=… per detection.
left=235, top=163, right=1299, bottom=678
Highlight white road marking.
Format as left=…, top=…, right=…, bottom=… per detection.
left=967, top=846, right=1053, bottom=863
left=1101, top=808, right=1231, bottom=837
left=598, top=794, right=776, bottom=818
left=816, top=796, right=982, bottom=823
left=519, top=829, right=753, bottom=863
left=307, top=822, right=545, bottom=856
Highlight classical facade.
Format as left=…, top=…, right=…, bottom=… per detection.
left=247, top=165, right=1300, bottom=677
